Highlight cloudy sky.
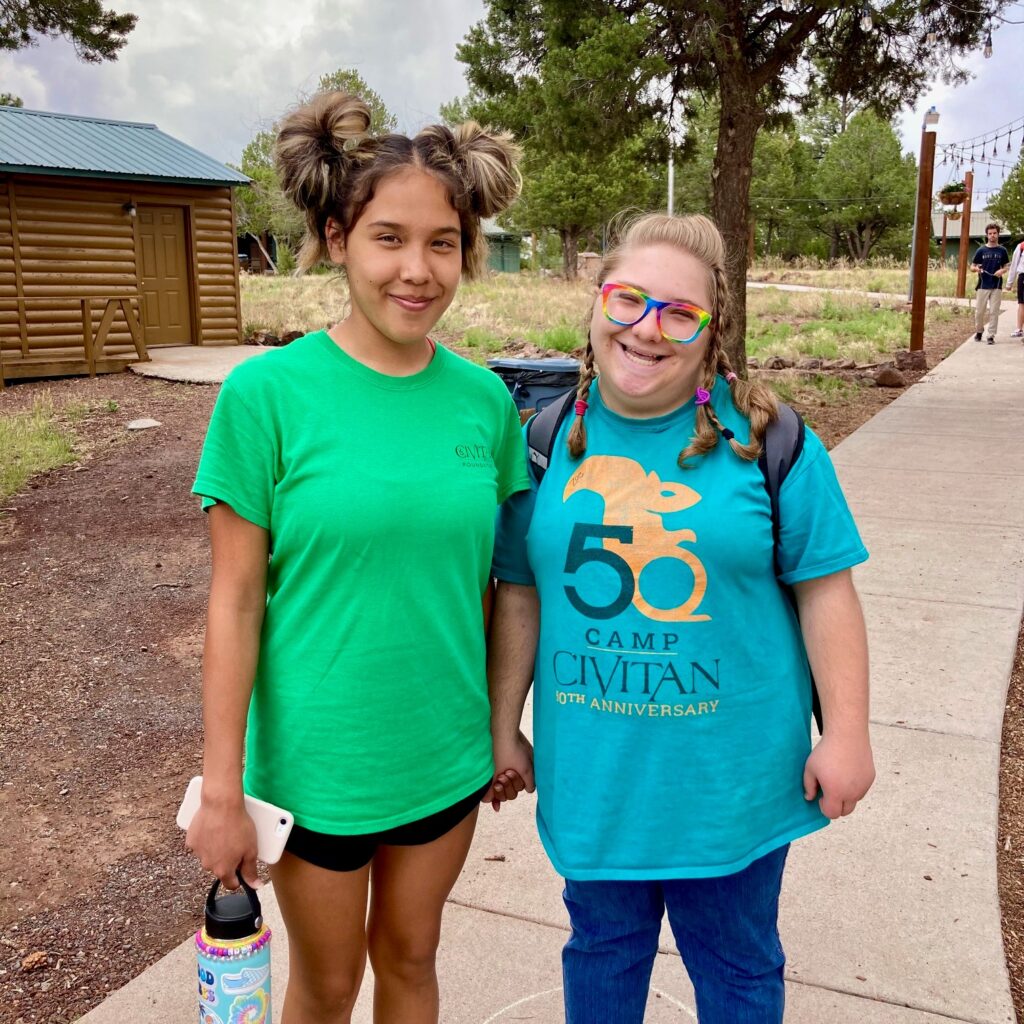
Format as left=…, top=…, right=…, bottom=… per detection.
left=0, top=0, right=487, bottom=163
left=1, top=0, right=1020, bottom=207
left=899, top=13, right=1023, bottom=209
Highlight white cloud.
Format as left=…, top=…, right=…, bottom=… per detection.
left=0, top=0, right=485, bottom=163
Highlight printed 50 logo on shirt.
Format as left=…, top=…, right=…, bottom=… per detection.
left=563, top=454, right=710, bottom=623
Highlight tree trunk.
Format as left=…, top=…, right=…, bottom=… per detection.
left=255, top=232, right=277, bottom=274
left=828, top=226, right=840, bottom=260
left=711, top=79, right=766, bottom=374
left=860, top=223, right=873, bottom=262
left=560, top=227, right=581, bottom=281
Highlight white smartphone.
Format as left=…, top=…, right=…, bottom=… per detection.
left=176, top=776, right=294, bottom=865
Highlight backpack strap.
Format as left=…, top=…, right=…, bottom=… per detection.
left=758, top=401, right=805, bottom=576
left=758, top=402, right=822, bottom=735
left=526, top=389, right=576, bottom=482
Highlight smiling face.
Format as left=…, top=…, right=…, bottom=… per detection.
left=589, top=243, right=715, bottom=419
left=326, top=166, right=462, bottom=364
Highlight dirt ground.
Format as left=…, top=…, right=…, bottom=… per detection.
left=0, top=311, right=1007, bottom=1024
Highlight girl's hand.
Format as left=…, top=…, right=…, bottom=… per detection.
left=802, top=730, right=875, bottom=820
left=185, top=797, right=260, bottom=889
left=484, top=731, right=536, bottom=811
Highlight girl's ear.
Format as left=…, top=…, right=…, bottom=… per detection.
left=325, top=216, right=346, bottom=265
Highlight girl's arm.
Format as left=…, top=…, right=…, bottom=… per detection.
left=483, top=581, right=539, bottom=809
left=185, top=502, right=269, bottom=887
left=794, top=569, right=875, bottom=819
left=1007, top=244, right=1023, bottom=285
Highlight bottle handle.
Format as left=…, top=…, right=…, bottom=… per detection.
left=205, top=871, right=263, bottom=928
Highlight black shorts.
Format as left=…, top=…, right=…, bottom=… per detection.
left=1017, top=275, right=1024, bottom=304
left=284, top=781, right=490, bottom=872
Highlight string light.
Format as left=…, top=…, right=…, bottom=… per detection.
left=853, top=5, right=1005, bottom=61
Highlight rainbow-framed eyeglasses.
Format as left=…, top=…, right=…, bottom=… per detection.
left=601, top=282, right=712, bottom=345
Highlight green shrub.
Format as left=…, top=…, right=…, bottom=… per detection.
left=275, top=244, right=297, bottom=276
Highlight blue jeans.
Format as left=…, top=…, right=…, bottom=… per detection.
left=562, top=845, right=788, bottom=1024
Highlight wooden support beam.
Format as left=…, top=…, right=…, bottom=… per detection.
left=91, top=298, right=119, bottom=371
left=120, top=297, right=149, bottom=361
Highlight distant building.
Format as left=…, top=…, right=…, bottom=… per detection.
left=0, top=104, right=249, bottom=386
left=238, top=232, right=278, bottom=274
left=483, top=218, right=522, bottom=273
left=932, top=208, right=1013, bottom=253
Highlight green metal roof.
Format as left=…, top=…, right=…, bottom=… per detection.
left=0, top=105, right=249, bottom=187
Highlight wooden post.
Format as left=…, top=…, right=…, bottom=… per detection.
left=941, top=212, right=948, bottom=264
left=955, top=170, right=974, bottom=299
left=909, top=128, right=937, bottom=353
left=81, top=298, right=94, bottom=376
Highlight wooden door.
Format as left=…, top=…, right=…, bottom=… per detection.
left=136, top=205, right=193, bottom=345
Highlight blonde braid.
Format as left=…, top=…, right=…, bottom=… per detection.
left=567, top=341, right=597, bottom=459
left=677, top=340, right=720, bottom=468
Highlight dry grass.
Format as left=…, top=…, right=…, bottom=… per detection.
left=239, top=270, right=969, bottom=370
left=749, top=257, right=961, bottom=298
left=240, top=272, right=592, bottom=355
left=240, top=272, right=350, bottom=338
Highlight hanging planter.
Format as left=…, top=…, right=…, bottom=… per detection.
left=938, top=181, right=967, bottom=205
left=946, top=210, right=962, bottom=221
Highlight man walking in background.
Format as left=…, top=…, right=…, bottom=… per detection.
left=971, top=223, right=1009, bottom=345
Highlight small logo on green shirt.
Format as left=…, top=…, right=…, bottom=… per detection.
left=455, top=443, right=492, bottom=466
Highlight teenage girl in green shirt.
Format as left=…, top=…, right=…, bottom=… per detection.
left=186, top=91, right=529, bottom=1023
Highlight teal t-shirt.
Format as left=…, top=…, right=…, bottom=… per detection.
left=493, top=379, right=868, bottom=880
left=194, top=331, right=529, bottom=833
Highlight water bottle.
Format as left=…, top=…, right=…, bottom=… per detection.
left=196, top=876, right=272, bottom=1024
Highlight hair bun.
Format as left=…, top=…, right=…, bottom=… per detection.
left=275, top=92, right=372, bottom=211
left=450, top=121, right=522, bottom=218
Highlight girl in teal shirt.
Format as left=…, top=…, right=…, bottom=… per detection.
left=489, top=213, right=875, bottom=1024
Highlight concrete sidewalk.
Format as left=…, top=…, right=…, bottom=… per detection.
left=84, top=321, right=1024, bottom=1022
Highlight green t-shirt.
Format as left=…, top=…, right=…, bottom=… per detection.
left=193, top=330, right=529, bottom=833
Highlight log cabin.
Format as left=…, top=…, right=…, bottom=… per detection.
left=0, top=104, right=250, bottom=386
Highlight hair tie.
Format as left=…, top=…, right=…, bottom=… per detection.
left=721, top=427, right=735, bottom=441
left=694, top=387, right=711, bottom=406
left=725, top=372, right=737, bottom=383
left=575, top=399, right=588, bottom=417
